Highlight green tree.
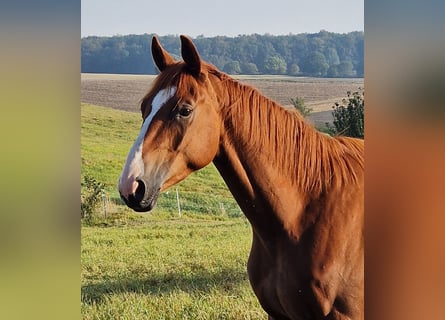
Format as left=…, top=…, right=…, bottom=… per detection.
left=327, top=64, right=339, bottom=78
left=325, top=47, right=340, bottom=66
left=288, top=63, right=301, bottom=76
left=326, top=90, right=364, bottom=138
left=300, top=51, right=329, bottom=77
left=223, top=61, right=241, bottom=74
left=264, top=55, right=287, bottom=74
left=241, top=62, right=259, bottom=74
left=355, top=58, right=364, bottom=77
left=337, top=61, right=355, bottom=77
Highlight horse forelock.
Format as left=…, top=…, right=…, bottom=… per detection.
left=141, top=62, right=217, bottom=117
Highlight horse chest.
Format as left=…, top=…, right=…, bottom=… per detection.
left=247, top=237, right=320, bottom=320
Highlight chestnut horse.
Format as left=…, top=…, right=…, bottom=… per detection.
left=118, top=35, right=364, bottom=320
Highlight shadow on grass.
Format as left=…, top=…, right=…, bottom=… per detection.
left=82, top=266, right=249, bottom=304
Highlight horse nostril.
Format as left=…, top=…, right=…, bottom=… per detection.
left=134, top=179, right=146, bottom=203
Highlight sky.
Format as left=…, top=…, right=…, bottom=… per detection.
left=81, top=0, right=363, bottom=38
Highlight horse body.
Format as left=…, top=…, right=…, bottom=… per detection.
left=118, top=35, right=364, bottom=320
left=211, top=75, right=364, bottom=320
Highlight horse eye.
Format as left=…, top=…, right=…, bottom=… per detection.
left=178, top=106, right=193, bottom=118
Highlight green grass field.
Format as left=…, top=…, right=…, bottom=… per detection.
left=81, top=220, right=265, bottom=319
left=81, top=104, right=266, bottom=319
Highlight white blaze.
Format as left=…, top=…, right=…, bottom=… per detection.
left=118, top=87, right=176, bottom=198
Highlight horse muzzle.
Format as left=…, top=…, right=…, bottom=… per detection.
left=120, top=178, right=160, bottom=212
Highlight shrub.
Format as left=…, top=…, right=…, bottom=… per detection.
left=81, top=175, right=105, bottom=224
left=326, top=89, right=364, bottom=138
left=290, top=97, right=313, bottom=117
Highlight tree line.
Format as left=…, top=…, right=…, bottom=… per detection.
left=81, top=31, right=363, bottom=77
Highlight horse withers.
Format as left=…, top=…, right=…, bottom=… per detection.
left=118, top=35, right=364, bottom=320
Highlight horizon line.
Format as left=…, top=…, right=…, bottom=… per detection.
left=81, top=29, right=364, bottom=39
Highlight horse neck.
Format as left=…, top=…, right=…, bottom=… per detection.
left=208, top=73, right=364, bottom=241
left=212, top=74, right=324, bottom=190
left=210, top=75, right=322, bottom=238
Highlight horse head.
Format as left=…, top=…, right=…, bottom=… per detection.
left=118, top=35, right=221, bottom=212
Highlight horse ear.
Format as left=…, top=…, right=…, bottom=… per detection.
left=180, top=35, right=201, bottom=76
left=151, top=36, right=175, bottom=72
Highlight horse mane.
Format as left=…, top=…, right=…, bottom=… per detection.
left=143, top=62, right=364, bottom=195
left=207, top=67, right=364, bottom=195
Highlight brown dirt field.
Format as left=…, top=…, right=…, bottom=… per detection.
left=81, top=73, right=363, bottom=127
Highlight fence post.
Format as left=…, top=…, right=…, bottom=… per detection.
left=220, top=202, right=226, bottom=216
left=102, top=190, right=107, bottom=219
left=175, top=187, right=181, bottom=218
